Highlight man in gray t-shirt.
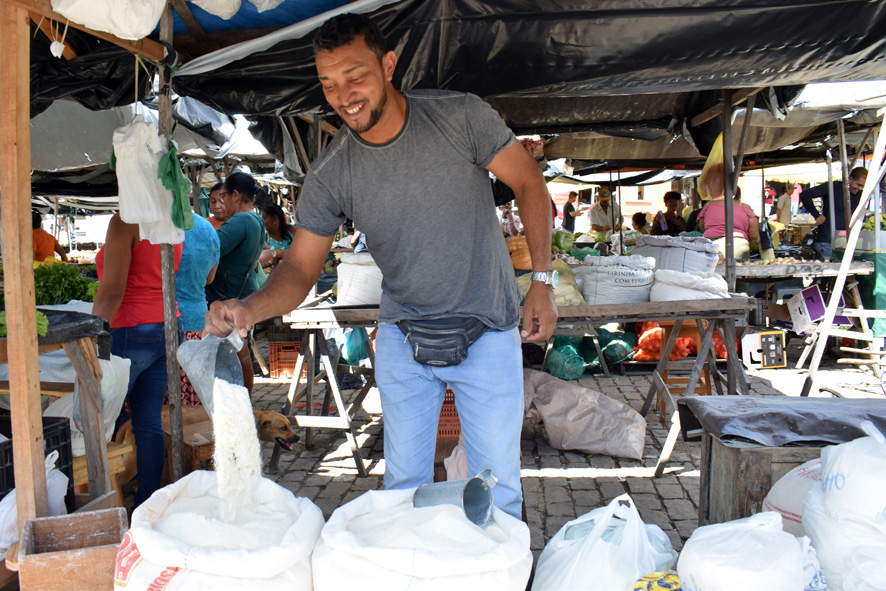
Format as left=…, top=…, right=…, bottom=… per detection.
left=206, top=14, right=557, bottom=518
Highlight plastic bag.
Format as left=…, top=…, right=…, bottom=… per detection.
left=190, top=0, right=241, bottom=19
left=650, top=270, right=729, bottom=302
left=762, top=458, right=822, bottom=536
left=51, top=0, right=165, bottom=40
left=0, top=451, right=69, bottom=560
left=820, top=420, right=886, bottom=520
left=803, top=482, right=886, bottom=591
left=113, top=117, right=168, bottom=224
left=547, top=344, right=586, bottom=380
left=158, top=140, right=194, bottom=232
left=698, top=133, right=725, bottom=201
left=678, top=512, right=812, bottom=591
left=533, top=493, right=677, bottom=590
left=516, top=259, right=585, bottom=307
left=335, top=328, right=369, bottom=365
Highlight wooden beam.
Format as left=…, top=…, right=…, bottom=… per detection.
left=299, top=114, right=338, bottom=137
left=169, top=0, right=205, bottom=42
left=29, top=13, right=76, bottom=59
left=1, top=0, right=165, bottom=61
left=285, top=116, right=312, bottom=173
left=173, top=27, right=277, bottom=59
left=690, top=87, right=765, bottom=128
left=0, top=3, right=49, bottom=524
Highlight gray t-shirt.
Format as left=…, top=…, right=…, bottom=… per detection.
left=294, top=89, right=520, bottom=330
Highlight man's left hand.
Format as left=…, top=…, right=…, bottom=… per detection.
left=521, top=282, right=558, bottom=341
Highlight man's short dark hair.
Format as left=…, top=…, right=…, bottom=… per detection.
left=313, top=13, right=388, bottom=62
left=663, top=191, right=682, bottom=203
left=32, top=211, right=42, bottom=230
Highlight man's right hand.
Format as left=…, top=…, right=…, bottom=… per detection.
left=815, top=215, right=826, bottom=226
left=204, top=299, right=252, bottom=338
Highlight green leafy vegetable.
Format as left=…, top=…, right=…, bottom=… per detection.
left=33, top=264, right=95, bottom=305
left=0, top=311, right=48, bottom=338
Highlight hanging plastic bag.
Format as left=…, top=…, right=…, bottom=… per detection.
left=51, top=0, right=165, bottom=40
left=335, top=328, right=369, bottom=365
left=0, top=451, right=69, bottom=560
left=698, top=133, right=725, bottom=201
left=533, top=494, right=677, bottom=590
left=158, top=140, right=194, bottom=232
left=678, top=512, right=816, bottom=591
left=113, top=117, right=168, bottom=225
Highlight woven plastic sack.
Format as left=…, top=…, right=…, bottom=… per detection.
left=631, top=234, right=719, bottom=273
left=678, top=513, right=813, bottom=591
left=51, top=0, right=165, bottom=40
left=115, top=471, right=324, bottom=590
left=650, top=270, right=729, bottom=301
left=573, top=255, right=655, bottom=305
left=335, top=253, right=383, bottom=306
left=312, top=488, right=532, bottom=590
left=762, top=458, right=822, bottom=536
left=533, top=494, right=677, bottom=590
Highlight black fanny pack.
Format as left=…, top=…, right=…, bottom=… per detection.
left=397, top=317, right=488, bottom=367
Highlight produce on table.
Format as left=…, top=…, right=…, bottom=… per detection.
left=551, top=231, right=575, bottom=254
left=34, top=262, right=98, bottom=305
left=737, top=256, right=805, bottom=266
left=862, top=213, right=886, bottom=231
left=0, top=311, right=49, bottom=337
left=510, top=248, right=533, bottom=270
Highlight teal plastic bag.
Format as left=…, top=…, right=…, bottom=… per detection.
left=336, top=328, right=369, bottom=365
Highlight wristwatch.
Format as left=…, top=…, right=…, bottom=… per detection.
left=531, top=270, right=559, bottom=289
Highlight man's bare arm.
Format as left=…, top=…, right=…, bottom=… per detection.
left=205, top=229, right=335, bottom=337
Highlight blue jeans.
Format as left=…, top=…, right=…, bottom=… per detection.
left=111, top=321, right=182, bottom=507
left=374, top=323, right=524, bottom=518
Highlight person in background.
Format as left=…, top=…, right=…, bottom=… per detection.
left=260, top=203, right=297, bottom=271
left=589, top=187, right=622, bottom=241
left=172, top=214, right=220, bottom=406
left=207, top=182, right=228, bottom=230
left=799, top=168, right=867, bottom=261
left=32, top=211, right=68, bottom=262
left=206, top=172, right=266, bottom=395
left=775, top=183, right=794, bottom=226
left=561, top=191, right=587, bottom=233
left=499, top=202, right=523, bottom=236
left=697, top=186, right=759, bottom=259
left=632, top=212, right=649, bottom=234
left=93, top=214, right=183, bottom=507
left=650, top=191, right=687, bottom=236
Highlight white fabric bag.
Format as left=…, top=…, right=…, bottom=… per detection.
left=678, top=512, right=812, bottom=591
left=0, top=451, right=69, bottom=560
left=572, top=255, right=655, bottom=305
left=335, top=253, right=384, bottom=306
left=190, top=0, right=241, bottom=19
left=312, top=488, right=532, bottom=590
left=630, top=234, right=719, bottom=273
left=51, top=0, right=166, bottom=40
left=533, top=493, right=677, bottom=590
left=802, top=482, right=886, bottom=591
left=649, top=269, right=729, bottom=301
left=115, top=471, right=324, bottom=590
left=762, top=458, right=822, bottom=536
left=819, top=420, right=886, bottom=520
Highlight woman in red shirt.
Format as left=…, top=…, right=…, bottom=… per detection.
left=93, top=214, right=182, bottom=507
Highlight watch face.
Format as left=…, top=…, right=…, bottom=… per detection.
left=551, top=270, right=559, bottom=289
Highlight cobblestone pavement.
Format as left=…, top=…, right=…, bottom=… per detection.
left=251, top=338, right=884, bottom=561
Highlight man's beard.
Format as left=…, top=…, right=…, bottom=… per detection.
left=346, top=85, right=387, bottom=135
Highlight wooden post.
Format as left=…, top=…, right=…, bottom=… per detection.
left=0, top=4, right=50, bottom=523
left=838, top=119, right=852, bottom=234
left=158, top=4, right=185, bottom=481
left=720, top=90, right=738, bottom=396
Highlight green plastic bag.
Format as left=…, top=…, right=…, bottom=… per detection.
left=548, top=344, right=586, bottom=380
left=158, top=140, right=194, bottom=231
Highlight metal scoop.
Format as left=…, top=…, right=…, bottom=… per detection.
left=413, top=469, right=498, bottom=527
left=176, top=329, right=244, bottom=418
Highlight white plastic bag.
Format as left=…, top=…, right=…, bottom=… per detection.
left=803, top=482, right=886, bottom=591
left=51, top=0, right=166, bottom=40
left=572, top=255, right=655, bottom=305
left=190, top=0, right=241, bottom=19
left=630, top=234, right=719, bottom=273
left=820, top=420, right=886, bottom=520
left=115, top=471, right=323, bottom=590
left=249, top=0, right=286, bottom=11
left=650, top=269, right=729, bottom=301
left=678, top=512, right=811, bottom=591
left=443, top=436, right=468, bottom=481
left=0, top=451, right=69, bottom=560
left=533, top=494, right=677, bottom=590
left=312, top=488, right=532, bottom=590
left=113, top=117, right=168, bottom=225
left=762, top=458, right=822, bottom=536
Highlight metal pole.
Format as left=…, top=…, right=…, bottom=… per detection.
left=826, top=148, right=836, bottom=249
left=617, top=168, right=623, bottom=254
left=838, top=119, right=852, bottom=234
left=158, top=5, right=184, bottom=482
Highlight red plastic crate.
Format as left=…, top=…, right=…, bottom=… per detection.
left=269, top=342, right=308, bottom=379
left=437, top=388, right=461, bottom=439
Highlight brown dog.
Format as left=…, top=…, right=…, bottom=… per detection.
left=158, top=405, right=301, bottom=451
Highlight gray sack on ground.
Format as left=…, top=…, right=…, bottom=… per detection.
left=523, top=369, right=646, bottom=460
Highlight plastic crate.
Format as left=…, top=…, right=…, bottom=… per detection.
left=0, top=415, right=74, bottom=512
left=269, top=342, right=308, bottom=379
left=268, top=323, right=302, bottom=344
left=437, top=388, right=461, bottom=440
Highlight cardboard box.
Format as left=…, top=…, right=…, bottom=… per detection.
left=786, top=285, right=851, bottom=334
left=741, top=327, right=786, bottom=369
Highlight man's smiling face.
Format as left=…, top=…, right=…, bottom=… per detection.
left=316, top=36, right=395, bottom=137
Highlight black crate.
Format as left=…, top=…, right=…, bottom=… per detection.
left=0, top=415, right=74, bottom=513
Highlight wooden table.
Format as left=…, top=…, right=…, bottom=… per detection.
left=715, top=259, right=874, bottom=280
